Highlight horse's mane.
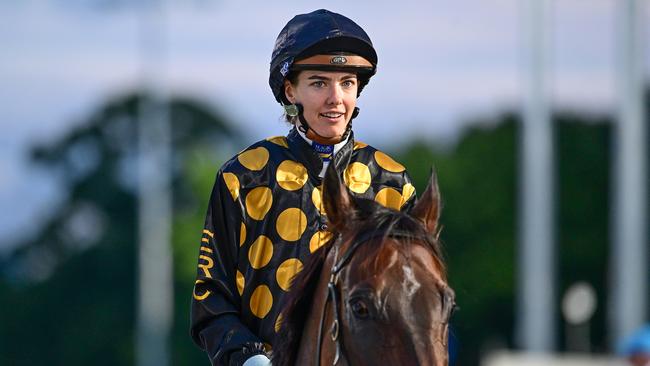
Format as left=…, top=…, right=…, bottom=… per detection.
left=271, top=198, right=445, bottom=366
left=271, top=237, right=334, bottom=366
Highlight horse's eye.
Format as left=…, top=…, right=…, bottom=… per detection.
left=350, top=299, right=369, bottom=319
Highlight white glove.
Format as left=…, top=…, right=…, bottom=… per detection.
left=242, top=354, right=272, bottom=366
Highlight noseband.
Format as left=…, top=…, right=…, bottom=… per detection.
left=314, top=228, right=435, bottom=366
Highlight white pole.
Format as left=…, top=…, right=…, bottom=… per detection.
left=517, top=0, right=555, bottom=352
left=608, top=0, right=647, bottom=350
left=136, top=1, right=173, bottom=365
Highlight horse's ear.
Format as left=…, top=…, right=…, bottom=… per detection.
left=322, top=163, right=354, bottom=232
left=410, top=168, right=441, bottom=234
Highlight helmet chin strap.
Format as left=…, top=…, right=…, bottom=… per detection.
left=286, top=103, right=359, bottom=145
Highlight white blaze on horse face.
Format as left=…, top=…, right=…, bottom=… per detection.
left=402, top=264, right=421, bottom=298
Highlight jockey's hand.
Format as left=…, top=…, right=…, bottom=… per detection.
left=242, top=354, right=272, bottom=366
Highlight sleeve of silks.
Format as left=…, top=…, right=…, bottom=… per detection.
left=190, top=170, right=260, bottom=366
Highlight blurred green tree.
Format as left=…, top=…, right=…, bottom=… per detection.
left=396, top=112, right=612, bottom=365
left=0, top=92, right=240, bottom=365
left=0, top=91, right=630, bottom=366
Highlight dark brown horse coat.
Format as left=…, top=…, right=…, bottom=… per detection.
left=273, top=166, right=455, bottom=366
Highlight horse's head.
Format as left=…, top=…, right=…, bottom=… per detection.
left=321, top=165, right=455, bottom=366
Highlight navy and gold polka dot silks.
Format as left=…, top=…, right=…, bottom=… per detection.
left=190, top=128, right=416, bottom=361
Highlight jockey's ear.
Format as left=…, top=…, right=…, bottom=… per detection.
left=410, top=168, right=441, bottom=235
left=322, top=163, right=355, bottom=233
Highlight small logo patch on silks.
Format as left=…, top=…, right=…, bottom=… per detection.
left=330, top=56, right=347, bottom=65
left=312, top=142, right=334, bottom=162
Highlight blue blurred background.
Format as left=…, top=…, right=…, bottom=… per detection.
left=0, top=1, right=648, bottom=365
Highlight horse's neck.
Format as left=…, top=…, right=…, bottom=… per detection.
left=295, top=248, right=339, bottom=365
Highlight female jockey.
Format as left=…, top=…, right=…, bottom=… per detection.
left=190, top=9, right=417, bottom=366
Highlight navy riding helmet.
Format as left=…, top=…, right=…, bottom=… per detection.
left=269, top=9, right=378, bottom=105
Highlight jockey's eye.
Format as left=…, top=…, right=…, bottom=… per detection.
left=349, top=298, right=370, bottom=319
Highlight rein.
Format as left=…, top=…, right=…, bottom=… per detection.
left=314, top=228, right=434, bottom=366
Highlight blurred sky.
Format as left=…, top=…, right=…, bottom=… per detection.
left=1, top=0, right=648, bottom=248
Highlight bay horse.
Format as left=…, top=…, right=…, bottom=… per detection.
left=272, top=165, right=456, bottom=366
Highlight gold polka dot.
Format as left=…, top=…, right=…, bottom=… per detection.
left=245, top=187, right=273, bottom=220
left=344, top=162, right=371, bottom=193
left=276, top=160, right=308, bottom=191
left=276, top=208, right=307, bottom=241
left=275, top=313, right=284, bottom=333
left=276, top=258, right=304, bottom=291
left=401, top=183, right=416, bottom=207
left=310, top=230, right=333, bottom=253
left=312, top=186, right=324, bottom=214
left=375, top=187, right=403, bottom=210
left=236, top=270, right=245, bottom=296
left=239, top=222, right=246, bottom=247
left=354, top=141, right=368, bottom=150
left=222, top=172, right=240, bottom=200
left=374, top=151, right=405, bottom=173
left=266, top=136, right=288, bottom=148
left=238, top=147, right=269, bottom=171
left=193, top=279, right=211, bottom=300
left=250, top=285, right=273, bottom=319
left=248, top=235, right=273, bottom=269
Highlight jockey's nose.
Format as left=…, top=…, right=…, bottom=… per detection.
left=326, top=83, right=344, bottom=106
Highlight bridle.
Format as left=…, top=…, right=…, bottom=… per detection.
left=314, top=228, right=436, bottom=366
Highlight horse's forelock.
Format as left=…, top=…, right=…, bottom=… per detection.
left=355, top=199, right=446, bottom=272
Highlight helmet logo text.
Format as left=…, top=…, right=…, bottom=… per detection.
left=330, top=56, right=347, bottom=65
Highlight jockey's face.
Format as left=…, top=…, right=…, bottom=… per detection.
left=284, top=71, right=358, bottom=140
